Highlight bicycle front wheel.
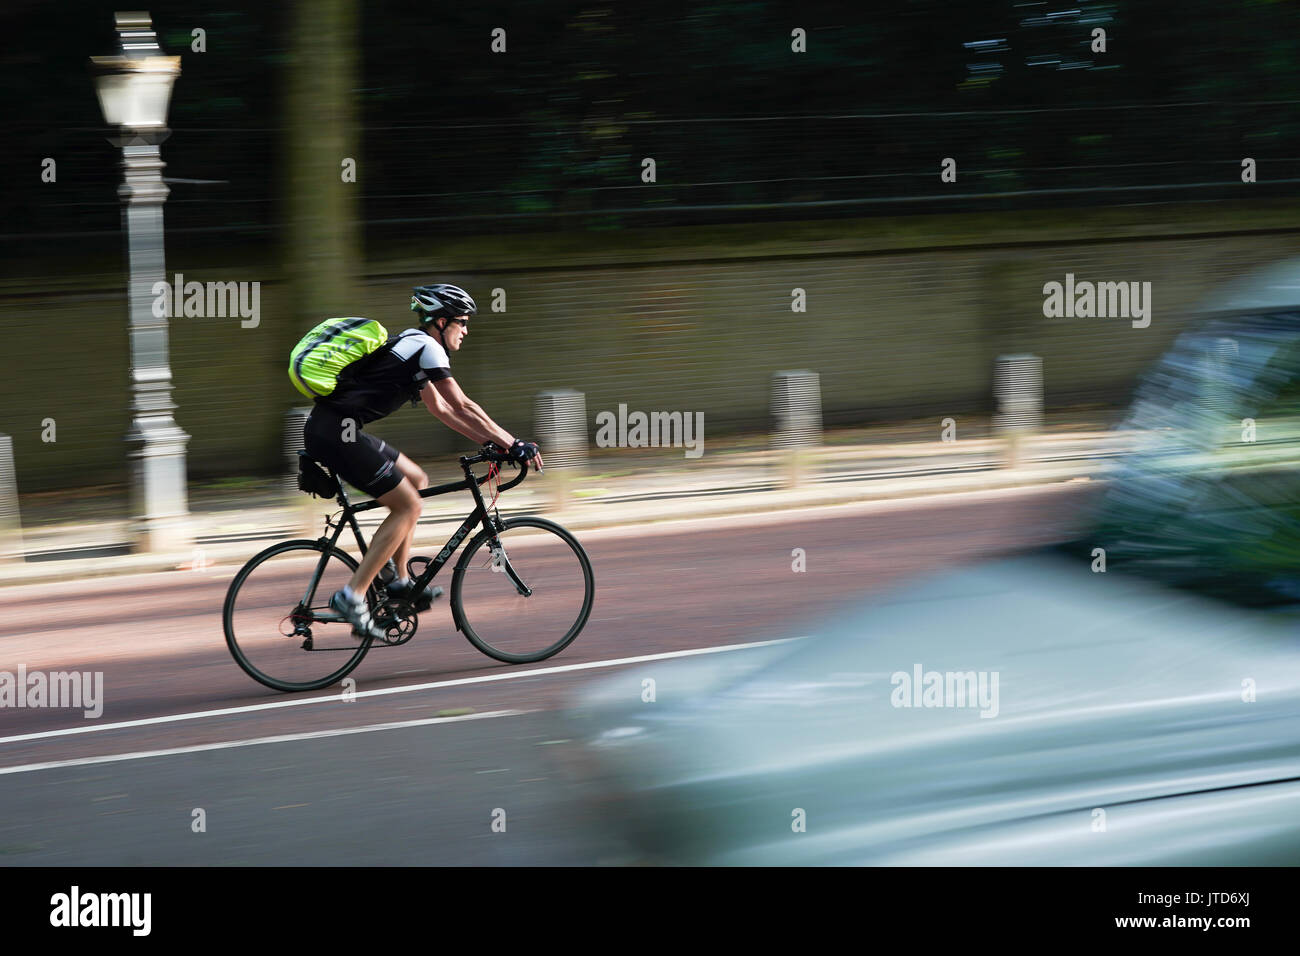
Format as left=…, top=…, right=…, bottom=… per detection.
left=224, top=539, right=375, bottom=692
left=451, top=516, right=595, bottom=663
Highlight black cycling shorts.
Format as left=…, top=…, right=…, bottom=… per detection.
left=303, top=405, right=404, bottom=499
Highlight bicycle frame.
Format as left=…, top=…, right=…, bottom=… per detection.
left=301, top=452, right=531, bottom=621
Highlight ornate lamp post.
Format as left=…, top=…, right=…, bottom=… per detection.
left=91, top=11, right=192, bottom=553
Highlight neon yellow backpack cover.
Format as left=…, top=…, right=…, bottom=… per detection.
left=288, top=317, right=389, bottom=399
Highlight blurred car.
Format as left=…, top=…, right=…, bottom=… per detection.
left=565, top=259, right=1300, bottom=865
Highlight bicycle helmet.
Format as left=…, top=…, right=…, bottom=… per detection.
left=411, top=284, right=477, bottom=325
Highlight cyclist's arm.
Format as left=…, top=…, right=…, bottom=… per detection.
left=421, top=378, right=515, bottom=448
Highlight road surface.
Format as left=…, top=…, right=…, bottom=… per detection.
left=0, top=484, right=1096, bottom=865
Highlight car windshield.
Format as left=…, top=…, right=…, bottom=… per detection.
left=1085, top=310, right=1300, bottom=604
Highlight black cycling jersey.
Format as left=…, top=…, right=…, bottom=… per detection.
left=318, top=327, right=452, bottom=425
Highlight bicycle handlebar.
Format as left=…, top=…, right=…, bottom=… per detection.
left=496, top=460, right=530, bottom=492
left=459, top=446, right=533, bottom=493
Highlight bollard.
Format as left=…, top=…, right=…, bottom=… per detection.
left=535, top=390, right=588, bottom=470
left=0, top=435, right=23, bottom=563
left=284, top=407, right=318, bottom=535
left=535, top=390, right=587, bottom=512
left=994, top=354, right=1043, bottom=468
left=772, top=370, right=822, bottom=488
left=1195, top=337, right=1241, bottom=446
left=284, top=407, right=312, bottom=491
left=1202, top=337, right=1239, bottom=415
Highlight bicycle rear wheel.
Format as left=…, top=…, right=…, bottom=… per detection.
left=451, top=516, right=594, bottom=663
left=224, top=539, right=375, bottom=692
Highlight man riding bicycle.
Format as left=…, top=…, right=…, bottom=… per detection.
left=302, top=283, right=542, bottom=641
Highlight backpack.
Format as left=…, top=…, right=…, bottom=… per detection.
left=288, top=317, right=389, bottom=399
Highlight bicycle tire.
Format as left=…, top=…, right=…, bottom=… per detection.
left=224, top=538, right=375, bottom=692
left=450, top=516, right=595, bottom=664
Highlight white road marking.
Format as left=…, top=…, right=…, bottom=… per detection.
left=0, top=709, right=528, bottom=777
left=0, top=637, right=804, bottom=746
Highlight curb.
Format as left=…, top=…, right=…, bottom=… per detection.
left=1, top=462, right=1109, bottom=588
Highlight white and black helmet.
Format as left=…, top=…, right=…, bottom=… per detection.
left=411, top=283, right=477, bottom=324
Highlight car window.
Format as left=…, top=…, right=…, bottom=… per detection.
left=1085, top=312, right=1300, bottom=604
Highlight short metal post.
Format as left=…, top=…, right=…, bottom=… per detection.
left=285, top=406, right=317, bottom=534
left=1201, top=337, right=1239, bottom=422
left=772, top=370, right=822, bottom=488
left=0, top=435, right=23, bottom=563
left=535, top=389, right=587, bottom=512
left=995, top=354, right=1043, bottom=468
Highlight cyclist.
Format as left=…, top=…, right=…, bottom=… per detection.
left=302, top=283, right=542, bottom=640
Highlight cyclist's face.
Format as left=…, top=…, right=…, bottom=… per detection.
left=442, top=316, right=469, bottom=350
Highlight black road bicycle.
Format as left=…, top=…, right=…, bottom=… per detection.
left=223, top=445, right=595, bottom=692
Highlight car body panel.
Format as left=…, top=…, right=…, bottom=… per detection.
left=567, top=259, right=1300, bottom=865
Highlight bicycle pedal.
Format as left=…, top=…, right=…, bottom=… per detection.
left=387, top=584, right=443, bottom=613
left=413, top=586, right=444, bottom=612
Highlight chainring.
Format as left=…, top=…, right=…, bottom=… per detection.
left=372, top=598, right=418, bottom=646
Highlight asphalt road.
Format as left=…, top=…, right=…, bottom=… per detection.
left=0, top=483, right=1096, bottom=865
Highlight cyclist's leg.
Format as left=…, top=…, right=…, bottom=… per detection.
left=389, top=454, right=429, bottom=578
left=348, top=477, right=421, bottom=594
left=306, top=415, right=419, bottom=596
left=335, top=435, right=422, bottom=594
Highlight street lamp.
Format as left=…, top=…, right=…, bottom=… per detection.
left=91, top=11, right=192, bottom=553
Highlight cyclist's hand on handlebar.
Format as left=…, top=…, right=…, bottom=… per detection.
left=508, top=439, right=542, bottom=469
left=480, top=440, right=542, bottom=470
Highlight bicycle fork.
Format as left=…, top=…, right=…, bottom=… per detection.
left=487, top=542, right=532, bottom=596
left=460, top=461, right=533, bottom=598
